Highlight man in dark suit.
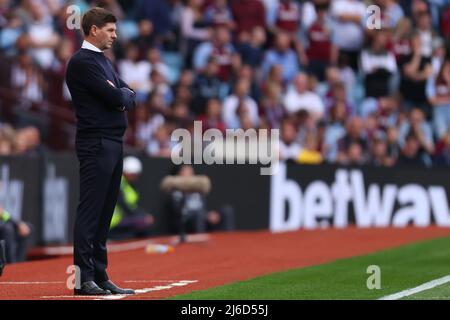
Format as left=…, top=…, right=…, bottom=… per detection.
left=65, top=7, right=136, bottom=296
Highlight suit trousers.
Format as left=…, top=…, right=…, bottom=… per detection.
left=74, top=136, right=123, bottom=283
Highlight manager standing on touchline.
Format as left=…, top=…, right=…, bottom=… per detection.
left=66, top=7, right=136, bottom=296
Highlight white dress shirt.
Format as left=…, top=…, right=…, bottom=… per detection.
left=81, top=40, right=103, bottom=52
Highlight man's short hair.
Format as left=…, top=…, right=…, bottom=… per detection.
left=82, top=7, right=117, bottom=36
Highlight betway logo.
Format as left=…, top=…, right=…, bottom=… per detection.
left=270, top=163, right=450, bottom=231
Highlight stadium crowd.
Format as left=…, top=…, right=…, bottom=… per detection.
left=0, top=0, right=450, bottom=167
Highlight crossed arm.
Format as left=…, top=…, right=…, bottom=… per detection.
left=73, top=59, right=136, bottom=111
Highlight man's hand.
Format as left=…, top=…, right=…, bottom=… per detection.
left=144, top=214, right=155, bottom=226
left=119, top=87, right=137, bottom=111
left=17, top=222, right=31, bottom=237
left=107, top=79, right=136, bottom=111
left=207, top=211, right=221, bottom=225
left=108, top=80, right=127, bottom=111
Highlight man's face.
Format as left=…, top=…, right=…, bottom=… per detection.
left=92, top=22, right=117, bottom=50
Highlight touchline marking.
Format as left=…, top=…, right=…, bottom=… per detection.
left=40, top=280, right=198, bottom=300
left=379, top=275, right=450, bottom=300
left=124, top=280, right=196, bottom=283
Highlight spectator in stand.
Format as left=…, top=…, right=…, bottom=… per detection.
left=11, top=50, right=45, bottom=104
left=360, top=29, right=398, bottom=117
left=296, top=129, right=323, bottom=164
left=0, top=12, right=25, bottom=56
left=272, top=0, right=308, bottom=67
left=376, top=95, right=400, bottom=130
left=0, top=0, right=448, bottom=169
left=414, top=9, right=435, bottom=59
left=149, top=68, right=173, bottom=105
left=262, top=64, right=284, bottom=98
left=232, top=64, right=261, bottom=103
left=146, top=123, right=173, bottom=158
left=95, top=0, right=125, bottom=20
left=174, top=68, right=195, bottom=106
left=440, top=3, right=450, bottom=39
left=375, top=0, right=404, bottom=29
left=323, top=101, right=347, bottom=162
left=54, top=3, right=83, bottom=54
left=192, top=57, right=223, bottom=115
left=283, top=73, right=325, bottom=121
left=193, top=26, right=234, bottom=82
left=341, top=141, right=366, bottom=165
left=397, top=131, right=431, bottom=167
left=386, top=126, right=401, bottom=161
left=174, top=87, right=194, bottom=110
left=336, top=52, right=357, bottom=105
left=399, top=108, right=434, bottom=155
left=301, top=0, right=324, bottom=31
left=364, top=113, right=383, bottom=143
left=231, top=0, right=266, bottom=37
left=204, top=0, right=235, bottom=29
left=273, top=0, right=301, bottom=35
left=306, top=1, right=338, bottom=82
left=262, top=31, right=299, bottom=84
left=317, top=65, right=338, bottom=99
left=324, top=80, right=354, bottom=116
left=131, top=19, right=156, bottom=60
left=431, top=36, right=445, bottom=77
left=370, top=136, right=395, bottom=166
left=197, top=98, right=226, bottom=133
left=222, top=78, right=259, bottom=129
left=134, top=102, right=165, bottom=152
left=261, top=85, right=285, bottom=129
left=363, top=29, right=398, bottom=97
left=118, top=43, right=152, bottom=102
left=337, top=116, right=368, bottom=164
left=147, top=47, right=171, bottom=83
left=426, top=59, right=450, bottom=139
left=180, top=0, right=211, bottom=66
left=236, top=26, right=266, bottom=69
left=398, top=32, right=433, bottom=112
left=170, top=100, right=192, bottom=128
left=330, top=0, right=366, bottom=72
left=47, top=39, right=73, bottom=107
left=434, top=128, right=450, bottom=166
left=392, top=17, right=413, bottom=63
left=25, top=1, right=60, bottom=70
left=278, top=118, right=301, bottom=161
left=137, top=0, right=174, bottom=39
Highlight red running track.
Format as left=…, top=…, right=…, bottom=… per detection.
left=1, top=227, right=450, bottom=300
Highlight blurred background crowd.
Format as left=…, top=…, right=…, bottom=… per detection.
left=0, top=0, right=450, bottom=167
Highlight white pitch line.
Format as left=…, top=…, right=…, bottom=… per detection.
left=40, top=295, right=119, bottom=299
left=40, top=280, right=198, bottom=300
left=379, top=275, right=450, bottom=300
left=124, top=280, right=195, bottom=283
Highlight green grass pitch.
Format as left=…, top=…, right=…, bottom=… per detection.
left=170, top=235, right=450, bottom=300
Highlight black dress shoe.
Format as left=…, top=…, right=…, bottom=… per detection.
left=74, top=281, right=112, bottom=296
left=97, top=280, right=135, bottom=295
